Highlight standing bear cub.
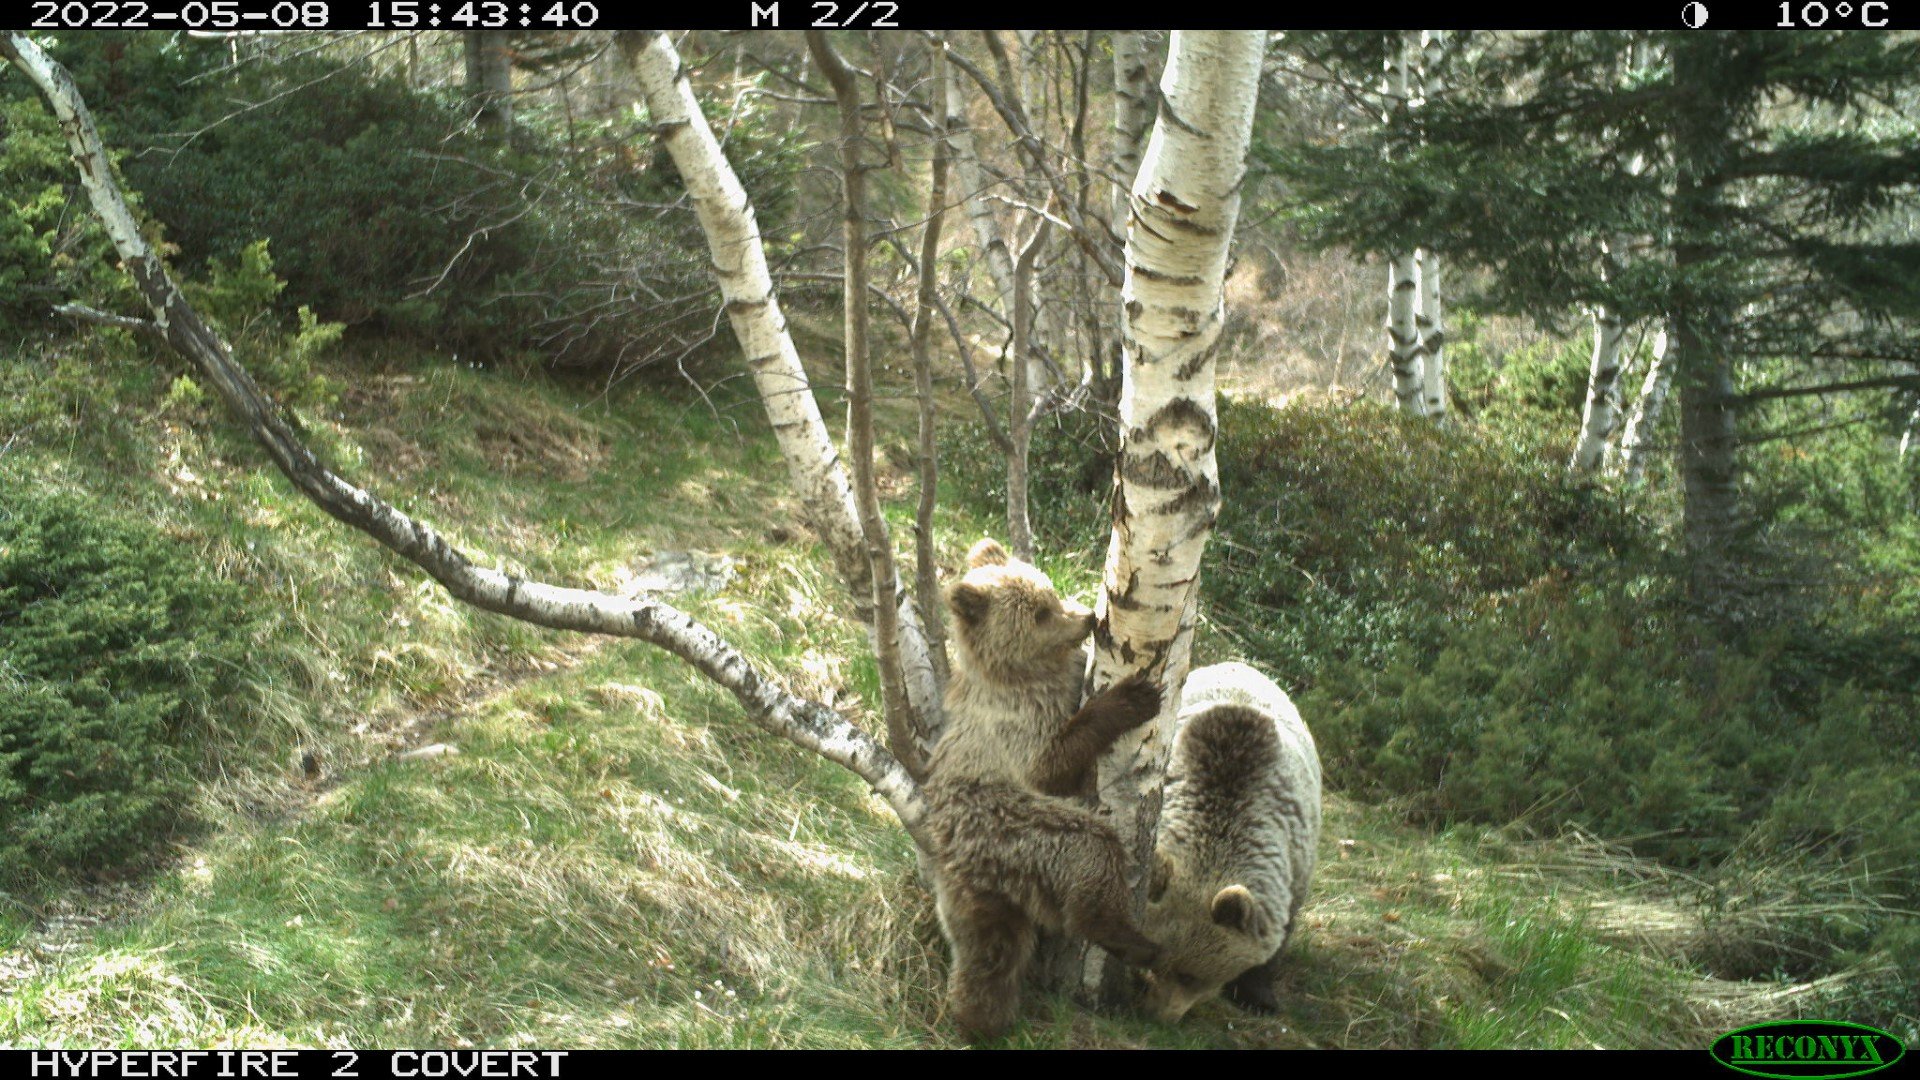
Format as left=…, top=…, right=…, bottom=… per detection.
left=1142, top=661, right=1322, bottom=1022
left=926, top=538, right=1166, bottom=1040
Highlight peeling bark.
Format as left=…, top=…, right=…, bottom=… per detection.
left=1083, top=29, right=1265, bottom=1002
left=0, top=31, right=928, bottom=847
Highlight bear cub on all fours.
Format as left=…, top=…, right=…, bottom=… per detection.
left=924, top=538, right=1166, bottom=1040
left=1142, top=661, right=1323, bottom=1022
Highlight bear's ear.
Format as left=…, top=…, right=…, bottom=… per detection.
left=1210, top=885, right=1271, bottom=939
left=967, top=538, right=1011, bottom=568
left=949, top=581, right=992, bottom=625
left=1148, top=850, right=1173, bottom=902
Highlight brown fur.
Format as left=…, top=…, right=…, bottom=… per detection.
left=925, top=538, right=1164, bottom=1040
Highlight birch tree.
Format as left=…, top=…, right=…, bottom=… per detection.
left=620, top=30, right=942, bottom=756
left=1413, top=31, right=1449, bottom=420
left=1083, top=28, right=1267, bottom=1000
left=1382, top=34, right=1425, bottom=415
left=1572, top=41, right=1655, bottom=474
left=1609, top=323, right=1672, bottom=484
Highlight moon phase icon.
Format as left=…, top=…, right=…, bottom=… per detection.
left=1682, top=1, right=1709, bottom=26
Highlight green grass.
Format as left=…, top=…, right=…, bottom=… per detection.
left=0, top=331, right=1821, bottom=1048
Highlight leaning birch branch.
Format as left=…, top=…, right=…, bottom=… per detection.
left=1, top=30, right=928, bottom=846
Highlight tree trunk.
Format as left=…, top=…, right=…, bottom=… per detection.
left=1572, top=282, right=1629, bottom=472
left=809, top=31, right=930, bottom=780
left=1080, top=29, right=1266, bottom=1003
left=911, top=39, right=954, bottom=688
left=1414, top=32, right=1449, bottom=421
left=1671, top=39, right=1744, bottom=605
left=943, top=61, right=1020, bottom=363
left=1417, top=247, right=1448, bottom=420
left=1105, top=30, right=1154, bottom=400
left=622, top=31, right=941, bottom=751
left=1382, top=35, right=1424, bottom=415
left=1609, top=323, right=1672, bottom=484
left=464, top=30, right=513, bottom=139
left=1006, top=214, right=1051, bottom=563
left=0, top=31, right=930, bottom=848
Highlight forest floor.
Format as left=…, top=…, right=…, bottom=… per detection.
left=0, top=327, right=1825, bottom=1049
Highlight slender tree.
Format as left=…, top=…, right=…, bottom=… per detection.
left=1082, top=28, right=1266, bottom=1001
left=620, top=31, right=944, bottom=739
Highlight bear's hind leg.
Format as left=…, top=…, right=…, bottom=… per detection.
left=945, top=888, right=1037, bottom=1041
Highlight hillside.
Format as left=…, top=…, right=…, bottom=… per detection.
left=0, top=329, right=1875, bottom=1049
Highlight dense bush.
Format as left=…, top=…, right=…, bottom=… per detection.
left=0, top=34, right=805, bottom=374
left=0, top=482, right=255, bottom=885
left=944, top=388, right=1919, bottom=1016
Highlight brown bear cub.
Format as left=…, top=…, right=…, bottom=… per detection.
left=1141, top=662, right=1322, bottom=1022
left=925, top=538, right=1166, bottom=1040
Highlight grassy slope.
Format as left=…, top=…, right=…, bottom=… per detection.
left=0, top=329, right=1791, bottom=1049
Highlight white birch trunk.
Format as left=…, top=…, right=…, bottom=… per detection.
left=1384, top=35, right=1424, bottom=415
left=1573, top=249, right=1630, bottom=473
left=943, top=64, right=1024, bottom=373
left=1109, top=31, right=1153, bottom=244
left=1083, top=29, right=1266, bottom=999
left=1417, top=247, right=1448, bottom=419
left=1900, top=396, right=1920, bottom=462
left=622, top=32, right=940, bottom=741
left=1609, top=323, right=1673, bottom=485
left=1105, top=31, right=1155, bottom=396
left=1414, top=32, right=1449, bottom=420
left=1388, top=253, right=1424, bottom=414
left=0, top=31, right=929, bottom=847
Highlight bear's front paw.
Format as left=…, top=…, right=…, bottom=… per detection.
left=1104, top=671, right=1163, bottom=728
left=1224, top=973, right=1279, bottom=1014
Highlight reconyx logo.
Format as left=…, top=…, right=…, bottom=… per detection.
left=1712, top=1021, right=1907, bottom=1080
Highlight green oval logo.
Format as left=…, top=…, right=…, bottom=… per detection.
left=1712, top=1020, right=1907, bottom=1080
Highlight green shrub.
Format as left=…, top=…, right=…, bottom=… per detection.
left=19, top=34, right=805, bottom=375
left=0, top=481, right=255, bottom=886
left=1204, top=395, right=1643, bottom=686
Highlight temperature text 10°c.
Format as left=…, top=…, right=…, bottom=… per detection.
left=1777, top=0, right=1891, bottom=24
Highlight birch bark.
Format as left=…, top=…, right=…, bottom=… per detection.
left=1082, top=28, right=1266, bottom=1000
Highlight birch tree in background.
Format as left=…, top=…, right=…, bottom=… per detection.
left=1084, top=28, right=1266, bottom=1000
left=1414, top=30, right=1449, bottom=420
left=1573, top=41, right=1656, bottom=473
left=1609, top=323, right=1672, bottom=484
left=1383, top=34, right=1425, bottom=415
left=808, top=30, right=930, bottom=778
